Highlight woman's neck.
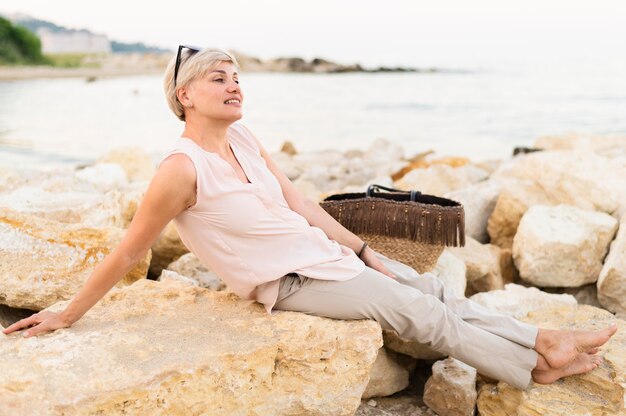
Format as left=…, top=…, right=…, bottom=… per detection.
left=182, top=119, right=233, bottom=156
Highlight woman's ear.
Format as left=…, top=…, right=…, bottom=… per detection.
left=177, top=87, right=193, bottom=108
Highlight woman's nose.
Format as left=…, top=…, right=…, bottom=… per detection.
left=228, top=80, right=240, bottom=92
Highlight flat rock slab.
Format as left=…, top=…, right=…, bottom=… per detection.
left=477, top=305, right=626, bottom=415
left=0, top=279, right=383, bottom=415
left=0, top=208, right=150, bottom=310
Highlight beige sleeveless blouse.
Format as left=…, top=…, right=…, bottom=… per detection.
left=158, top=123, right=365, bottom=315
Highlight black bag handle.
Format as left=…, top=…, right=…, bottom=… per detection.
left=366, top=184, right=421, bottom=202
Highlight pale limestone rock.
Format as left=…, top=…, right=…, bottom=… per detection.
left=20, top=163, right=129, bottom=195
left=0, top=165, right=29, bottom=193
left=164, top=252, right=226, bottom=291
left=470, top=284, right=577, bottom=319
left=382, top=329, right=445, bottom=360
left=299, top=157, right=376, bottom=193
left=487, top=180, right=553, bottom=248
left=0, top=279, right=383, bottom=416
left=492, top=150, right=622, bottom=215
left=534, top=133, right=626, bottom=158
left=158, top=269, right=201, bottom=287
left=394, top=164, right=489, bottom=197
left=115, top=181, right=148, bottom=227
left=97, top=147, right=155, bottom=182
left=0, top=208, right=150, bottom=310
left=477, top=305, right=626, bottom=416
left=362, top=347, right=412, bottom=399
left=280, top=141, right=297, bottom=155
left=445, top=180, right=501, bottom=243
left=362, top=139, right=407, bottom=178
left=149, top=220, right=189, bottom=277
left=431, top=249, right=467, bottom=298
left=598, top=214, right=626, bottom=314
left=513, top=205, right=618, bottom=287
left=546, top=284, right=603, bottom=309
left=488, top=150, right=626, bottom=247
left=270, top=151, right=304, bottom=180
left=448, top=237, right=512, bottom=296
left=293, top=177, right=323, bottom=202
left=0, top=182, right=145, bottom=229
left=293, top=149, right=380, bottom=193
left=423, top=358, right=477, bottom=416
left=74, top=163, right=128, bottom=192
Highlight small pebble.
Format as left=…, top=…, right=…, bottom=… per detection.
left=367, top=399, right=377, bottom=407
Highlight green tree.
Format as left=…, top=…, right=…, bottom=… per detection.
left=0, top=17, right=48, bottom=65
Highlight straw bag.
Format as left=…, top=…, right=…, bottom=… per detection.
left=320, top=184, right=465, bottom=273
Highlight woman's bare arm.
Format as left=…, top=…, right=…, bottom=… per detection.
left=2, top=153, right=197, bottom=337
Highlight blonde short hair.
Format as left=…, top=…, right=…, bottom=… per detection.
left=164, top=47, right=240, bottom=121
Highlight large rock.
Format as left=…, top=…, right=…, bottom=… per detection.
left=97, top=147, right=155, bottom=182
left=449, top=237, right=514, bottom=296
left=445, top=180, right=501, bottom=243
left=492, top=150, right=623, bottom=215
left=0, top=279, right=383, bottom=415
left=0, top=208, right=150, bottom=310
left=470, top=284, right=577, bottom=319
left=296, top=151, right=377, bottom=193
left=488, top=150, right=626, bottom=247
left=431, top=249, right=467, bottom=298
left=487, top=180, right=553, bottom=249
left=423, top=358, right=477, bottom=416
left=597, top=214, right=626, bottom=314
left=362, top=347, right=413, bottom=399
left=395, top=164, right=489, bottom=197
left=270, top=151, right=304, bottom=180
left=535, top=133, right=626, bottom=158
left=163, top=252, right=226, bottom=291
left=477, top=305, right=626, bottom=415
left=513, top=205, right=618, bottom=287
left=0, top=182, right=145, bottom=228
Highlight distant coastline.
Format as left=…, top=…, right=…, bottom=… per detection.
left=0, top=51, right=461, bottom=81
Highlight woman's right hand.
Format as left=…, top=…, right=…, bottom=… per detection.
left=2, top=310, right=72, bottom=338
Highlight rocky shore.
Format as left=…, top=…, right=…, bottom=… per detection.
left=1, top=134, right=625, bottom=415
left=0, top=51, right=441, bottom=81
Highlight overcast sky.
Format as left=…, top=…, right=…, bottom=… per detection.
left=2, top=0, right=626, bottom=68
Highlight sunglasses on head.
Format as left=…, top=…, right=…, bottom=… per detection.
left=174, top=45, right=200, bottom=87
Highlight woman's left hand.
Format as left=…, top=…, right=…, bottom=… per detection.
left=360, top=246, right=397, bottom=280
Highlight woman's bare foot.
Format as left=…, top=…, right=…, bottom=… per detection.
left=534, top=324, right=617, bottom=369
left=531, top=353, right=603, bottom=384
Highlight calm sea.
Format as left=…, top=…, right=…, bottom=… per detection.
left=1, top=58, right=625, bottom=170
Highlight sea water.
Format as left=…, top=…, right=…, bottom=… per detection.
left=1, top=57, right=625, bottom=170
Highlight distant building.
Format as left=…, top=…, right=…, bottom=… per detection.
left=37, top=28, right=111, bottom=54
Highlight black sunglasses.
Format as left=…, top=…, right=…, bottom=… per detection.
left=174, top=45, right=200, bottom=87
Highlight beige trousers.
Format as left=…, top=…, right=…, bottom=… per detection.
left=274, top=251, right=539, bottom=390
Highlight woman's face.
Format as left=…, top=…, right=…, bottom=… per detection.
left=183, top=60, right=243, bottom=123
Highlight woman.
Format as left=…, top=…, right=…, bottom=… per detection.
left=3, top=47, right=617, bottom=390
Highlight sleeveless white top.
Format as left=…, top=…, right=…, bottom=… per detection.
left=158, top=123, right=365, bottom=314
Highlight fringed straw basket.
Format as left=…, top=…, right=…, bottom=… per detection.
left=320, top=184, right=465, bottom=273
